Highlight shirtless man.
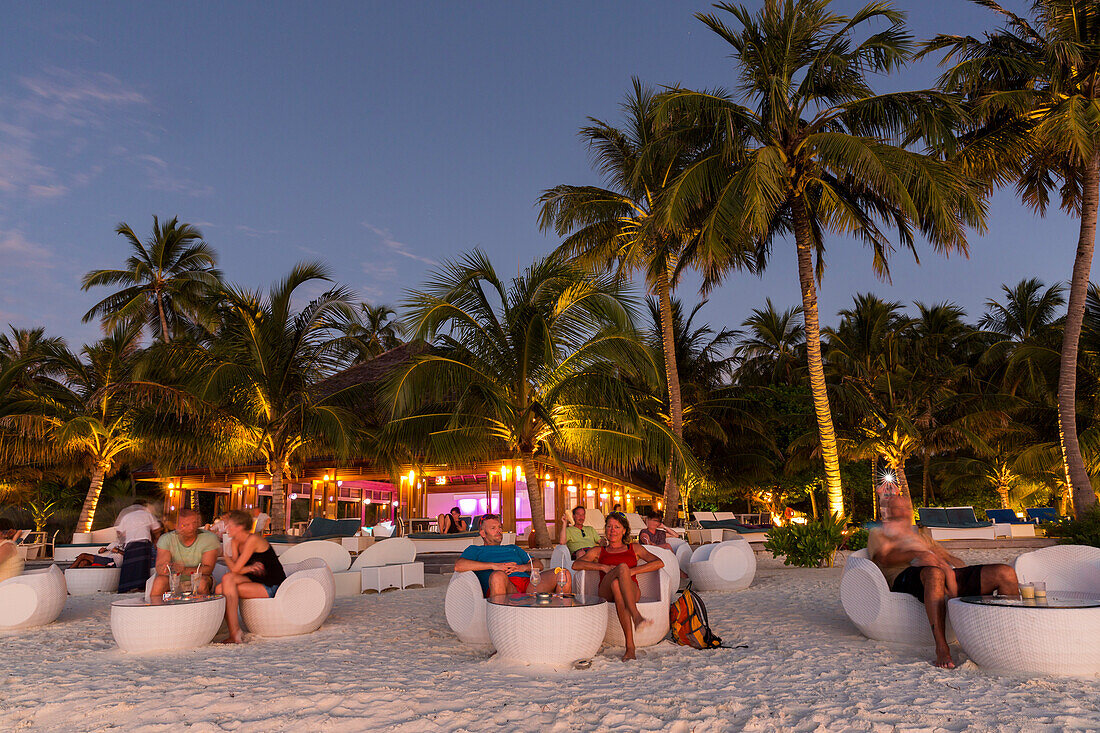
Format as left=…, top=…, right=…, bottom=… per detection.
left=868, top=494, right=1018, bottom=668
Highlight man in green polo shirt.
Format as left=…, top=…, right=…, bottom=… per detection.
left=559, top=505, right=600, bottom=559
left=152, top=508, right=220, bottom=598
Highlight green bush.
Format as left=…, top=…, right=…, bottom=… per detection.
left=764, top=514, right=846, bottom=568
left=1044, top=507, right=1100, bottom=548
left=845, top=527, right=869, bottom=551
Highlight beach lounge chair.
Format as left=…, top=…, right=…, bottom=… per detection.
left=985, top=509, right=1037, bottom=538
left=623, top=512, right=647, bottom=535
left=349, top=536, right=421, bottom=592
left=1014, top=545, right=1100, bottom=597
left=840, top=549, right=952, bottom=646
left=1025, top=507, right=1062, bottom=524
left=64, top=566, right=121, bottom=595
left=0, top=565, right=67, bottom=630
left=916, top=506, right=996, bottom=541
left=686, top=512, right=723, bottom=545
left=240, top=557, right=335, bottom=638
left=54, top=526, right=119, bottom=563
left=687, top=538, right=756, bottom=591
left=575, top=546, right=678, bottom=648
left=278, top=540, right=359, bottom=597
left=267, top=518, right=362, bottom=554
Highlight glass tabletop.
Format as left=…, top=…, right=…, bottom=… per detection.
left=112, top=594, right=224, bottom=608
left=959, top=594, right=1100, bottom=609
left=487, top=593, right=605, bottom=608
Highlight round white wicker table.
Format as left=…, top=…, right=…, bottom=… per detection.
left=486, top=593, right=607, bottom=667
left=111, top=595, right=226, bottom=653
left=948, top=594, right=1100, bottom=676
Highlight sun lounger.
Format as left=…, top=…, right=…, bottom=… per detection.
left=407, top=531, right=482, bottom=554
left=240, top=557, right=335, bottom=638
left=0, top=565, right=67, bottom=630
left=840, top=549, right=952, bottom=647
left=985, top=509, right=1038, bottom=538
left=1014, top=545, right=1100, bottom=596
left=1026, top=507, right=1063, bottom=524
left=55, top=526, right=119, bottom=563
left=687, top=538, right=756, bottom=591
left=65, top=566, right=121, bottom=595
left=916, top=506, right=996, bottom=541
left=267, top=518, right=362, bottom=552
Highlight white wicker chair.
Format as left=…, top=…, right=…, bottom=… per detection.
left=445, top=570, right=492, bottom=645
left=1014, top=544, right=1100, bottom=595
left=239, top=557, right=335, bottom=638
left=687, top=538, right=756, bottom=591
left=278, top=540, right=359, bottom=597
left=0, top=565, right=67, bottom=630
left=351, top=536, right=420, bottom=592
left=576, top=546, right=676, bottom=648
left=65, top=566, right=121, bottom=595
left=667, top=538, right=693, bottom=574
left=840, top=549, right=950, bottom=646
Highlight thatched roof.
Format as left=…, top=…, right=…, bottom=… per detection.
left=315, top=341, right=428, bottom=426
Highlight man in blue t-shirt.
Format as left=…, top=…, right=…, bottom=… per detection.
left=455, top=514, right=572, bottom=597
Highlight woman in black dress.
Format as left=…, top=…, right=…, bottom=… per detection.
left=216, top=509, right=287, bottom=643
left=437, top=507, right=468, bottom=534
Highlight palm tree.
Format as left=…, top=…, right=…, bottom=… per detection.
left=6, top=325, right=147, bottom=532
left=538, top=79, right=748, bottom=525
left=978, top=278, right=1065, bottom=402
left=0, top=326, right=64, bottom=387
left=925, top=0, right=1100, bottom=516
left=733, top=299, right=805, bottom=387
left=334, top=303, right=403, bottom=363
left=656, top=0, right=986, bottom=517
left=391, top=251, right=691, bottom=547
left=81, top=216, right=222, bottom=342
left=170, top=264, right=362, bottom=532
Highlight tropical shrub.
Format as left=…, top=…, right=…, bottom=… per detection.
left=1044, top=507, right=1100, bottom=548
left=764, top=514, right=846, bottom=568
left=845, top=528, right=869, bottom=552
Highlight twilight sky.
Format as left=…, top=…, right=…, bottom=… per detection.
left=0, top=1, right=1070, bottom=348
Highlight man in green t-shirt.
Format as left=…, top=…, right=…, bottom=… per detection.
left=152, top=508, right=220, bottom=599
left=558, top=505, right=600, bottom=559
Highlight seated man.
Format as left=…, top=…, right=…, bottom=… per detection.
left=558, top=505, right=600, bottom=560
left=151, top=508, right=220, bottom=600
left=69, top=542, right=124, bottom=569
left=638, top=511, right=679, bottom=550
left=455, top=514, right=570, bottom=597
left=869, top=494, right=1018, bottom=669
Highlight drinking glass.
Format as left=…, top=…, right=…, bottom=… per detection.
left=1033, top=580, right=1047, bottom=602
left=529, top=563, right=541, bottom=589
left=556, top=568, right=567, bottom=595
left=191, top=571, right=202, bottom=597
left=1019, top=582, right=1035, bottom=600
left=169, top=564, right=182, bottom=597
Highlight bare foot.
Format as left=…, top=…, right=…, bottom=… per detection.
left=933, top=646, right=955, bottom=669
left=622, top=648, right=636, bottom=661
left=218, top=632, right=244, bottom=644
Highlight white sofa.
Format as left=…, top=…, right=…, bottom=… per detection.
left=0, top=565, right=67, bottom=630
left=350, top=537, right=422, bottom=592
left=278, top=540, right=359, bottom=597
left=840, top=549, right=950, bottom=646
left=240, top=558, right=335, bottom=638
left=1014, top=544, right=1100, bottom=596
left=576, top=546, right=677, bottom=648
left=445, top=570, right=492, bottom=645
left=687, top=538, right=756, bottom=591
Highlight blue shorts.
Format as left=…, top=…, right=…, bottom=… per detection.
left=264, top=584, right=280, bottom=597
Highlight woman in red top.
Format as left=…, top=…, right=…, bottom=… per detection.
left=573, top=512, right=664, bottom=660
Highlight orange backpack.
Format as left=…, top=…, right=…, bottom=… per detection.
left=669, top=584, right=722, bottom=649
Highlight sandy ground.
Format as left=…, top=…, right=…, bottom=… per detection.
left=2, top=549, right=1098, bottom=732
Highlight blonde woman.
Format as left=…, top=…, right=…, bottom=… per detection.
left=215, top=510, right=286, bottom=644
left=572, top=511, right=663, bottom=660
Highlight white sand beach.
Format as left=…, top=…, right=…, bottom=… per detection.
left=2, top=549, right=1098, bottom=732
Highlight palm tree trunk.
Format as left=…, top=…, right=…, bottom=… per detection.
left=156, top=289, right=170, bottom=343
left=77, top=464, right=107, bottom=532
left=1058, top=153, right=1100, bottom=519
left=656, top=266, right=685, bottom=526
left=997, top=482, right=1010, bottom=510
left=519, top=452, right=551, bottom=548
left=892, top=459, right=911, bottom=500
left=870, top=456, right=878, bottom=520
left=793, top=197, right=844, bottom=517
left=269, top=458, right=287, bottom=532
